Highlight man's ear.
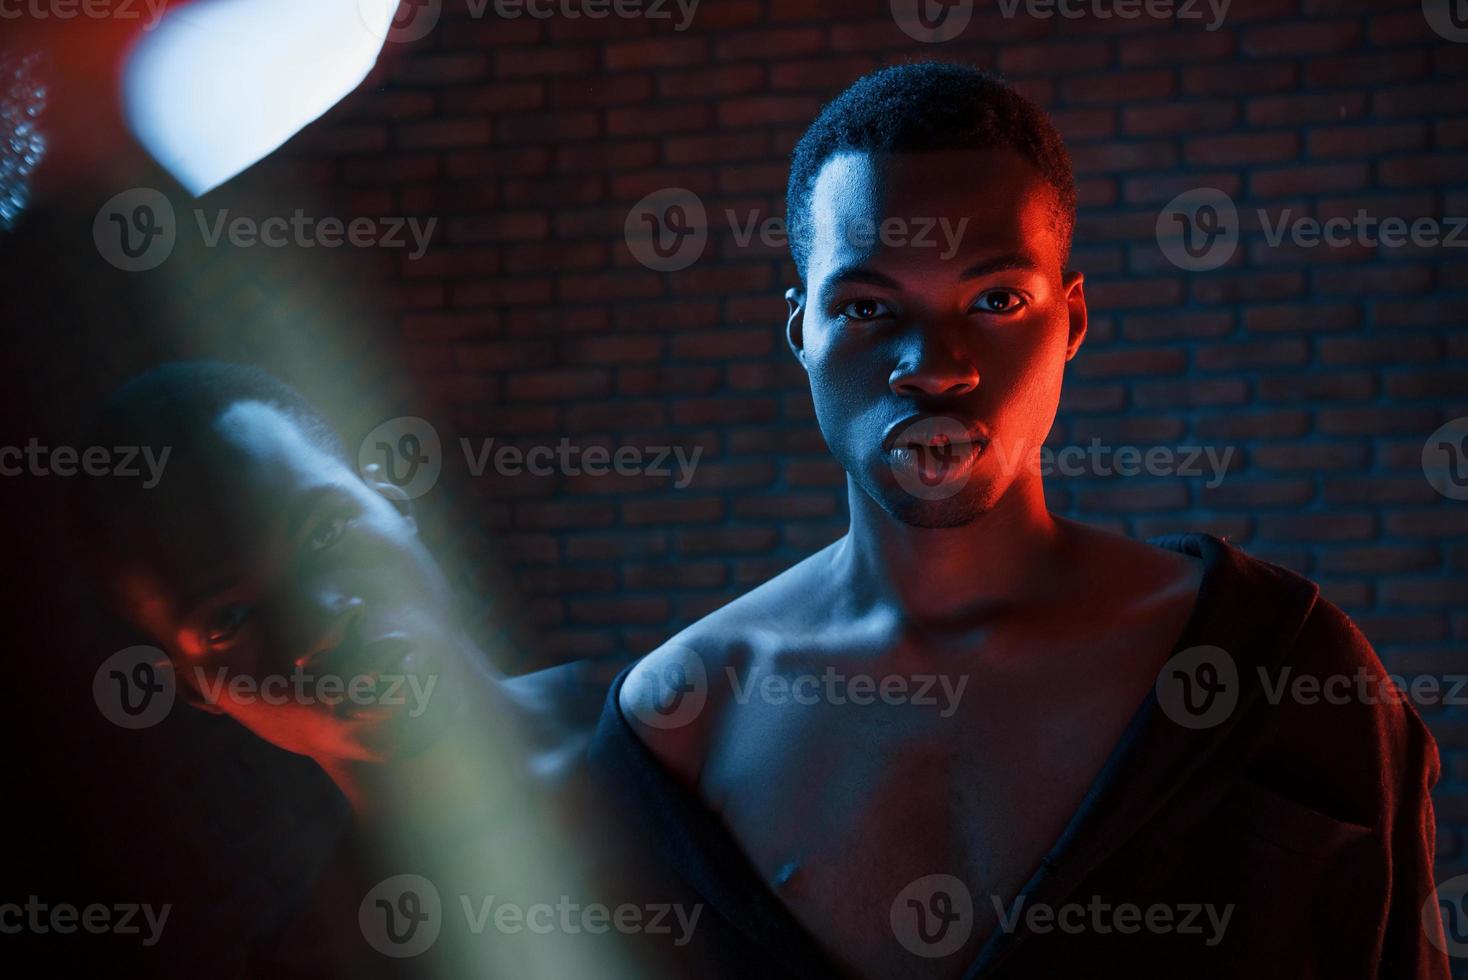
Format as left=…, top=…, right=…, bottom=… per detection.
left=1062, top=270, right=1088, bottom=362
left=785, top=285, right=807, bottom=368
left=360, top=462, right=417, bottom=531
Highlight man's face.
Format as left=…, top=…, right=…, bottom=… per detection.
left=112, top=401, right=462, bottom=763
left=790, top=147, right=1086, bottom=527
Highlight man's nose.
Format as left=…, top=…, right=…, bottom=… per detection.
left=889, top=327, right=980, bottom=398
left=290, top=592, right=366, bottom=669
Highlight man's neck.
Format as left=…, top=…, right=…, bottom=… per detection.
left=833, top=475, right=1067, bottom=626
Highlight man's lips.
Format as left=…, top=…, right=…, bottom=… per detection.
left=296, top=633, right=415, bottom=681
left=882, top=413, right=990, bottom=453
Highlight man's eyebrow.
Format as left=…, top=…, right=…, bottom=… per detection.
left=958, top=254, right=1040, bottom=280
left=824, top=265, right=903, bottom=290
left=823, top=254, right=1040, bottom=291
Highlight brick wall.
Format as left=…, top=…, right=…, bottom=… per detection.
left=250, top=0, right=1468, bottom=865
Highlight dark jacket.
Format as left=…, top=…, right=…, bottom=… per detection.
left=587, top=532, right=1450, bottom=979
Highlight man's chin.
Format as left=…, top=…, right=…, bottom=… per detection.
left=882, top=493, right=987, bottom=528
left=865, top=469, right=999, bottom=528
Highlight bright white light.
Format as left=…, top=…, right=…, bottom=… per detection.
left=122, top=0, right=396, bottom=196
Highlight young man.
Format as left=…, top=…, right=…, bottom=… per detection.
left=83, top=362, right=679, bottom=979
left=603, top=62, right=1448, bottom=978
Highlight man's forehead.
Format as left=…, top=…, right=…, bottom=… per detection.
left=212, top=400, right=343, bottom=482
left=805, top=147, right=1061, bottom=273
left=114, top=402, right=355, bottom=608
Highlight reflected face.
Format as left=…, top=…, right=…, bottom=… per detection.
left=793, top=147, right=1085, bottom=527
left=111, top=401, right=462, bottom=763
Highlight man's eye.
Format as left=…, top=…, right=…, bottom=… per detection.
left=205, top=604, right=252, bottom=646
left=836, top=299, right=894, bottom=321
left=305, top=516, right=348, bottom=552
left=972, top=289, right=1027, bottom=314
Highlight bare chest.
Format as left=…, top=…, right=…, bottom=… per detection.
left=699, top=641, right=1165, bottom=979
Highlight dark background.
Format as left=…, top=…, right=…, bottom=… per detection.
left=3, top=0, right=1466, bottom=973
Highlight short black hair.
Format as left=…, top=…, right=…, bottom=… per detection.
left=785, top=61, right=1077, bottom=280
left=91, top=360, right=346, bottom=466
left=80, top=361, right=348, bottom=581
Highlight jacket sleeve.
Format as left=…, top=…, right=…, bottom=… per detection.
left=1380, top=698, right=1450, bottom=980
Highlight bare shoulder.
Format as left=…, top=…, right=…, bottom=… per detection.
left=1059, top=517, right=1205, bottom=612
left=618, top=541, right=843, bottom=789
